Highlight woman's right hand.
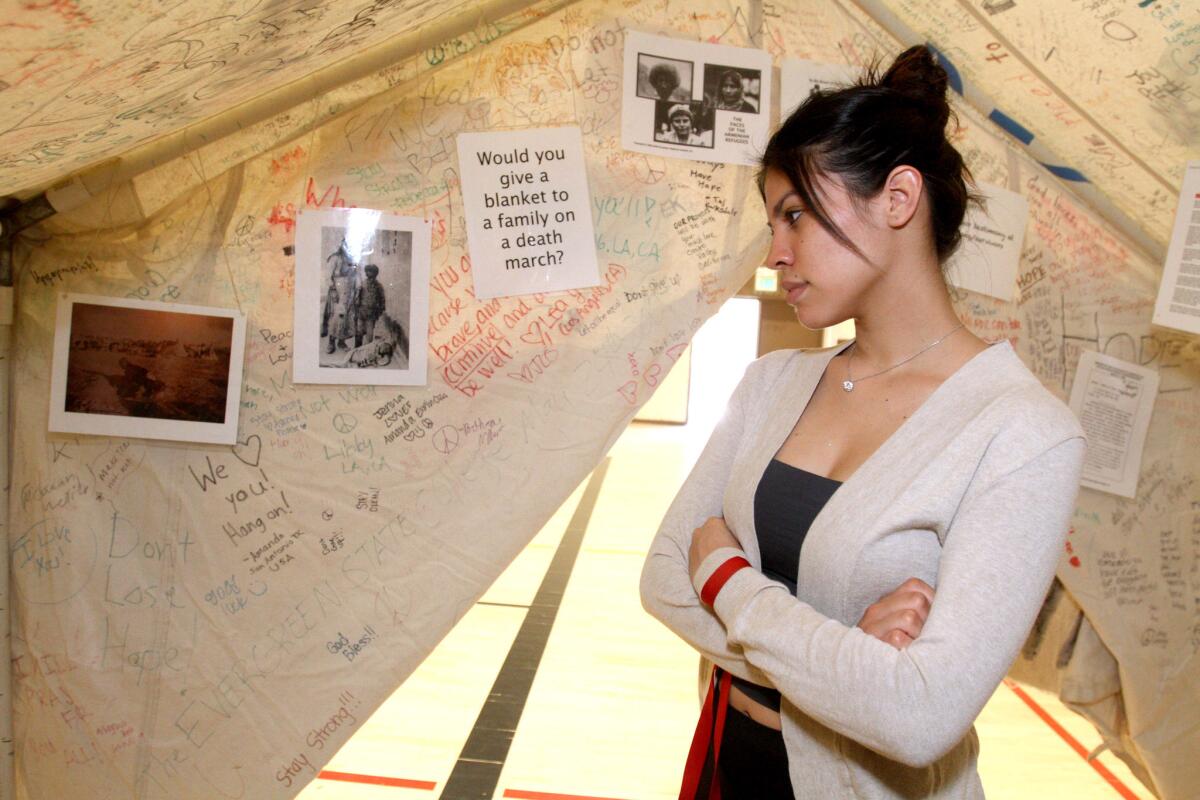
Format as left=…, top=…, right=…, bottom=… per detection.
left=857, top=578, right=935, bottom=650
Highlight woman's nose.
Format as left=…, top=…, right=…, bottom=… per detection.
left=766, top=229, right=793, bottom=270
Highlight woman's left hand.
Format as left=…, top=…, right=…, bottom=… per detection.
left=857, top=578, right=935, bottom=649
left=688, top=516, right=742, bottom=580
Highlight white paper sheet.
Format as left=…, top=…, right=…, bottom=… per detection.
left=1068, top=349, right=1159, bottom=499
left=456, top=127, right=600, bottom=300
left=293, top=209, right=431, bottom=385
left=779, top=59, right=856, bottom=118
left=48, top=293, right=246, bottom=445
left=1152, top=160, right=1200, bottom=335
left=945, top=182, right=1029, bottom=302
left=622, top=31, right=772, bottom=166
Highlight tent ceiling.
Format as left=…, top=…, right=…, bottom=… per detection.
left=0, top=0, right=544, bottom=201
left=858, top=0, right=1198, bottom=248
left=2, top=1, right=1197, bottom=241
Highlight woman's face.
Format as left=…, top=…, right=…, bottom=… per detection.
left=762, top=168, right=886, bottom=330
left=720, top=74, right=741, bottom=103
left=671, top=113, right=692, bottom=137
left=651, top=70, right=677, bottom=98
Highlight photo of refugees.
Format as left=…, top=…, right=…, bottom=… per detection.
left=635, top=53, right=693, bottom=104
left=623, top=31, right=772, bottom=166
left=64, top=302, right=234, bottom=423
left=653, top=101, right=714, bottom=148
left=702, top=64, right=762, bottom=113
left=293, top=210, right=429, bottom=386
left=318, top=225, right=412, bottom=372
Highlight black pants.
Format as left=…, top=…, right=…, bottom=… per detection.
left=715, top=708, right=794, bottom=799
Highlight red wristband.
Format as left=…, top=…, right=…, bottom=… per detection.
left=700, top=556, right=750, bottom=607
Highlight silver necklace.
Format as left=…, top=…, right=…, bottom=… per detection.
left=842, top=323, right=966, bottom=392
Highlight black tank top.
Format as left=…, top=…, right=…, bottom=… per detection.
left=729, top=459, right=841, bottom=712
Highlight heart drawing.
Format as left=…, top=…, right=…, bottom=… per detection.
left=231, top=434, right=262, bottom=467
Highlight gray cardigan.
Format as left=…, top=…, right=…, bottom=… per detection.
left=640, top=340, right=1087, bottom=799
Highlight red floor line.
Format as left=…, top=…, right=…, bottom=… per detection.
left=503, top=790, right=629, bottom=800
left=317, top=770, right=437, bottom=790
left=1002, top=679, right=1141, bottom=800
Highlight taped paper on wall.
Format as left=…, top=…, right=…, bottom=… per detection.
left=1068, top=349, right=1159, bottom=499
left=946, top=182, right=1028, bottom=302
left=48, top=294, right=246, bottom=445
left=456, top=127, right=600, bottom=300
left=1152, top=160, right=1200, bottom=335
left=293, top=208, right=431, bottom=385
left=780, top=59, right=856, bottom=118
left=622, top=31, right=772, bottom=166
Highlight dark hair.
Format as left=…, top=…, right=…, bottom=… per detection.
left=758, top=45, right=981, bottom=264
left=364, top=263, right=379, bottom=276
left=648, top=63, right=680, bottom=91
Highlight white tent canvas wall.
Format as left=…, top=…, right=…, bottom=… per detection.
left=0, top=1, right=1197, bottom=798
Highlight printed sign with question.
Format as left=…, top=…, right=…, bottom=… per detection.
left=456, top=127, right=600, bottom=299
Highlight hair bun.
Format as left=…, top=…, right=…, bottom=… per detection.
left=763, top=43, right=978, bottom=264
left=879, top=45, right=951, bottom=129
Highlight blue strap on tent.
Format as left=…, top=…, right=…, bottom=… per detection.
left=926, top=43, right=963, bottom=95
left=929, top=43, right=964, bottom=95
left=987, top=109, right=1034, bottom=145
left=926, top=44, right=1089, bottom=183
left=1040, top=164, right=1089, bottom=182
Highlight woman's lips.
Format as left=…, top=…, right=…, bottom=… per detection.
left=784, top=282, right=808, bottom=304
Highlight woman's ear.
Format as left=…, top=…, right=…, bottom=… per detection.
left=883, top=165, right=923, bottom=229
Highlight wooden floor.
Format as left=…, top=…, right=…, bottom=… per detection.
left=296, top=419, right=1154, bottom=800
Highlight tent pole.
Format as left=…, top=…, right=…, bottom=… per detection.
left=0, top=227, right=16, bottom=800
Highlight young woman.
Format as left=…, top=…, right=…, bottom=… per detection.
left=714, top=69, right=757, bottom=113
left=640, top=46, right=1086, bottom=799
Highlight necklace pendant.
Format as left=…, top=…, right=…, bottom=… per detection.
left=842, top=380, right=854, bottom=392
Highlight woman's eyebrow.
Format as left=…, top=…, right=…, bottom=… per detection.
left=771, top=191, right=801, bottom=218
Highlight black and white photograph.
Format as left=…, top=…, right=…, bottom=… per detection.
left=703, top=64, right=761, bottom=113
left=635, top=53, right=694, bottom=104
left=652, top=101, right=714, bottom=148
left=622, top=31, right=772, bottom=166
left=294, top=208, right=430, bottom=385
left=48, top=294, right=246, bottom=444
left=319, top=227, right=411, bottom=369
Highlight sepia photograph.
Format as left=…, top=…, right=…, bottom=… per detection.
left=635, top=53, right=694, bottom=104
left=49, top=294, right=246, bottom=444
left=294, top=208, right=430, bottom=385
